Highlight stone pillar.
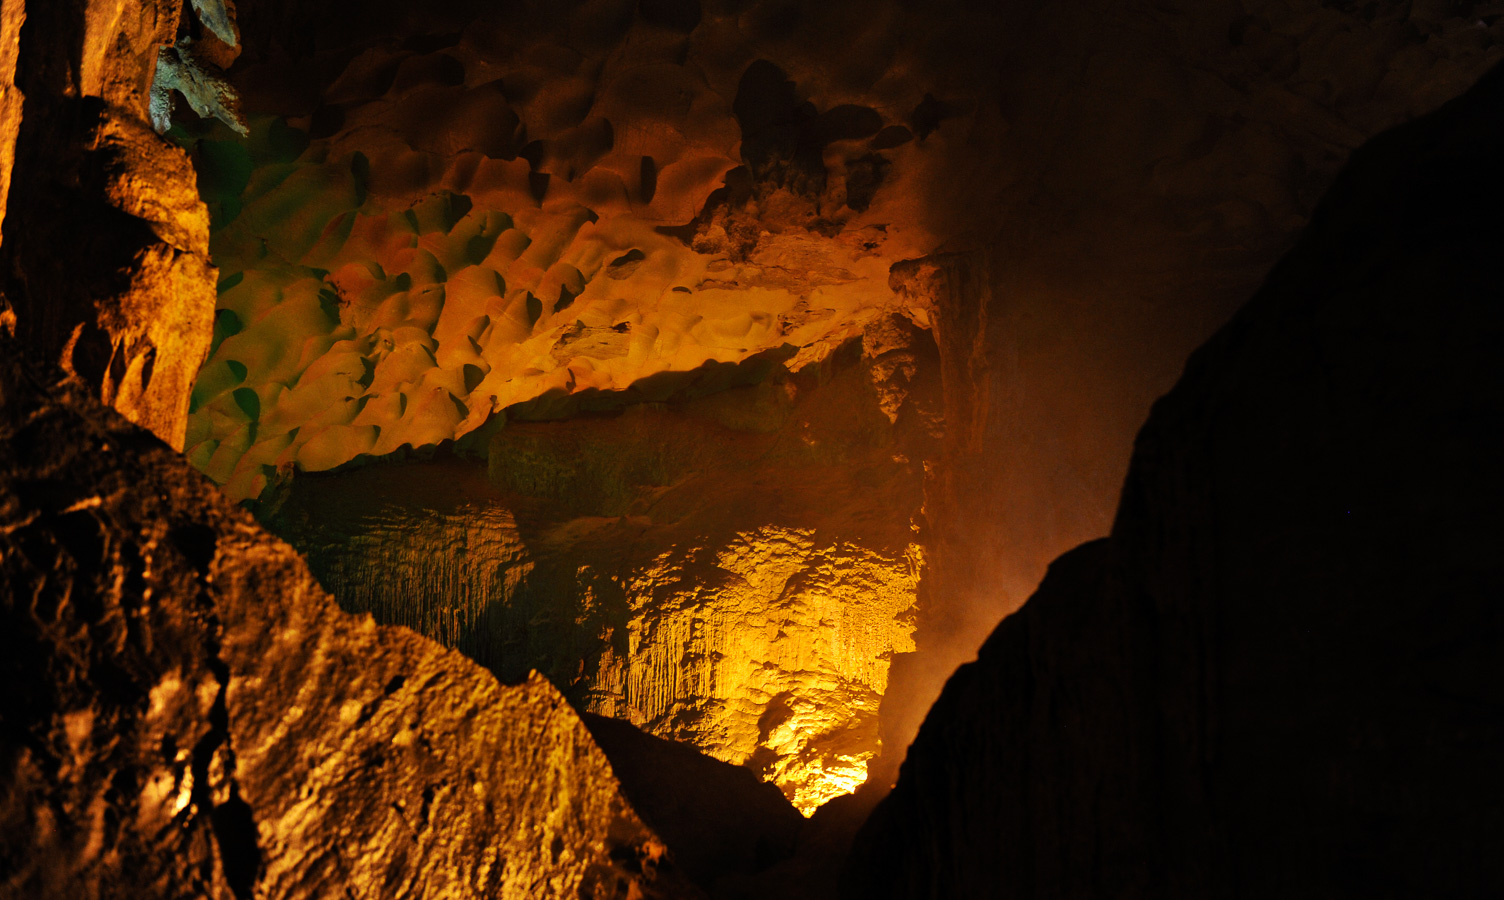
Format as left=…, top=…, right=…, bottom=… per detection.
left=0, top=0, right=215, bottom=450
left=0, top=0, right=24, bottom=259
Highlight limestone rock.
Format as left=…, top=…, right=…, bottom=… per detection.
left=266, top=326, right=940, bottom=814
left=843, top=59, right=1504, bottom=898
left=190, top=0, right=237, bottom=47
left=0, top=343, right=701, bottom=899
left=152, top=38, right=248, bottom=136
left=0, top=0, right=216, bottom=450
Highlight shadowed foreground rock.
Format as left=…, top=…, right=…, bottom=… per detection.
left=0, top=344, right=700, bottom=899
left=580, top=713, right=805, bottom=894
left=844, top=60, right=1504, bottom=899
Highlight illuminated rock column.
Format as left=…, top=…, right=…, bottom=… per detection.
left=0, top=0, right=214, bottom=449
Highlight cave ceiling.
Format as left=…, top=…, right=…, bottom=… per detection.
left=177, top=0, right=956, bottom=497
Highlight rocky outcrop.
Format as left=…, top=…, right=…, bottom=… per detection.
left=843, top=58, right=1504, bottom=899
left=0, top=344, right=699, bottom=898
left=0, top=0, right=215, bottom=449
left=580, top=712, right=804, bottom=892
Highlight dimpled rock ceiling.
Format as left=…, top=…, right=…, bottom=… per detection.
left=177, top=0, right=948, bottom=812
left=182, top=8, right=937, bottom=500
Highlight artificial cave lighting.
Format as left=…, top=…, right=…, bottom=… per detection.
left=263, top=343, right=934, bottom=815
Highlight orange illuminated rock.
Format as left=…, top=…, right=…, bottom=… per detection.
left=267, top=323, right=941, bottom=815
left=0, top=0, right=216, bottom=450
left=181, top=3, right=943, bottom=500
left=0, top=343, right=700, bottom=899
left=0, top=0, right=23, bottom=257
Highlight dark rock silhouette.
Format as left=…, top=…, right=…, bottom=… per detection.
left=845, top=59, right=1504, bottom=900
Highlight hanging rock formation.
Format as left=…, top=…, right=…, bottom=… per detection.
left=0, top=342, right=700, bottom=899
left=177, top=4, right=940, bottom=500
left=843, top=58, right=1504, bottom=899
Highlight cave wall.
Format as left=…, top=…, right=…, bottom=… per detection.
left=0, top=7, right=716, bottom=894
left=844, top=58, right=1504, bottom=898
left=122, top=0, right=1504, bottom=806
left=264, top=321, right=941, bottom=814
left=178, top=4, right=1504, bottom=796
left=168, top=0, right=962, bottom=808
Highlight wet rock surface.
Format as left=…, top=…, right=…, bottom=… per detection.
left=0, top=344, right=701, bottom=899
left=844, top=60, right=1504, bottom=899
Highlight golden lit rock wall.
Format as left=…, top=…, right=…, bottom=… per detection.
left=0, top=0, right=23, bottom=260
left=268, top=327, right=940, bottom=814
left=593, top=526, right=919, bottom=813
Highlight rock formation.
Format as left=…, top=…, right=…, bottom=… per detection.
left=0, top=342, right=701, bottom=898
left=843, top=57, right=1504, bottom=899
left=579, top=711, right=805, bottom=891
left=0, top=0, right=217, bottom=449
left=264, top=319, right=941, bottom=813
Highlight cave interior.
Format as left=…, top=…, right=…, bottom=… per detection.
left=2, top=0, right=1503, bottom=897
